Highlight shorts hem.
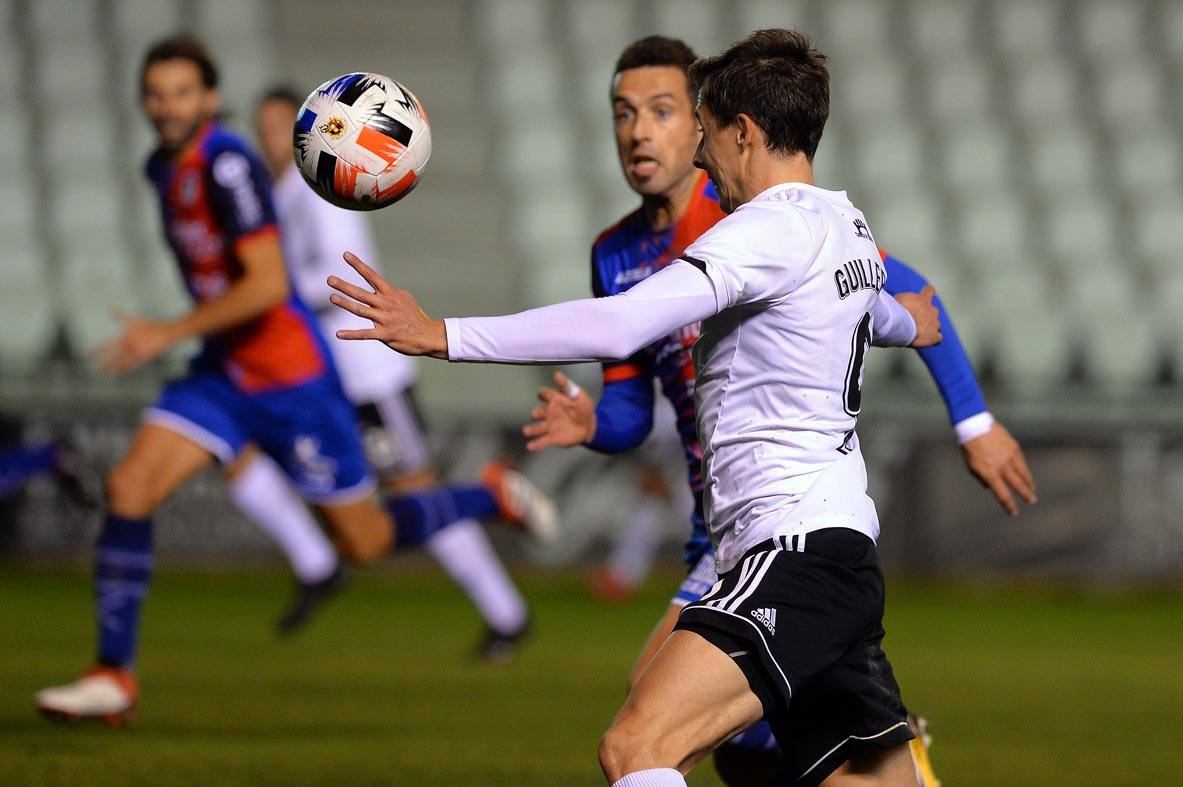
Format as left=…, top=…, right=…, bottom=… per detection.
left=796, top=721, right=914, bottom=785
left=677, top=605, right=794, bottom=704
left=144, top=408, right=236, bottom=464
left=300, top=476, right=378, bottom=506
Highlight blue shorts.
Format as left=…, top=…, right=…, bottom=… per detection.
left=673, top=548, right=718, bottom=607
left=683, top=509, right=711, bottom=566
left=146, top=371, right=375, bottom=504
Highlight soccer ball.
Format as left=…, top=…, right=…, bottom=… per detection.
left=293, top=72, right=431, bottom=211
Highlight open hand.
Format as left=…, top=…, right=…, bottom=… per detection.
left=961, top=421, right=1037, bottom=516
left=92, top=311, right=178, bottom=376
left=327, top=252, right=448, bottom=358
left=522, top=371, right=596, bottom=451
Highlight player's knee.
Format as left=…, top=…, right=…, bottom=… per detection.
left=105, top=465, right=158, bottom=518
left=599, top=718, right=659, bottom=781
left=329, top=512, right=393, bottom=565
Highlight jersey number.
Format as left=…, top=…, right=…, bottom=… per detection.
left=843, top=312, right=872, bottom=416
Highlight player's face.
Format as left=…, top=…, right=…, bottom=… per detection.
left=693, top=104, right=740, bottom=214
left=611, top=66, right=701, bottom=198
left=141, top=59, right=219, bottom=153
left=255, top=99, right=297, bottom=179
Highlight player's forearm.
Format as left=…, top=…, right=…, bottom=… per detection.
left=882, top=254, right=988, bottom=425
left=587, top=376, right=655, bottom=453
left=870, top=291, right=917, bottom=347
left=167, top=270, right=289, bottom=341
left=444, top=262, right=717, bottom=364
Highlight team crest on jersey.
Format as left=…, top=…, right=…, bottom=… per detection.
left=292, top=436, right=340, bottom=493
left=178, top=170, right=200, bottom=207
left=853, top=218, right=873, bottom=241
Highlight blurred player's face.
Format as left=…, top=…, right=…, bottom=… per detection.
left=611, top=66, right=701, bottom=199
left=141, top=59, right=219, bottom=153
left=255, top=99, right=297, bottom=178
left=693, top=104, right=740, bottom=214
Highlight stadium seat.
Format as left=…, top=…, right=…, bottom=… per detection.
left=983, top=270, right=1074, bottom=386
left=1005, top=57, right=1081, bottom=129
left=35, top=41, right=107, bottom=101
left=905, top=0, right=980, bottom=59
left=1025, top=125, right=1098, bottom=196
left=652, top=0, right=729, bottom=54
left=738, top=0, right=813, bottom=36
left=511, top=188, right=590, bottom=254
left=863, top=191, right=950, bottom=281
left=497, top=113, right=577, bottom=183
left=60, top=242, right=137, bottom=357
left=488, top=45, right=563, bottom=111
left=1091, top=57, right=1166, bottom=132
left=29, top=0, right=99, bottom=41
left=952, top=190, right=1031, bottom=274
left=849, top=118, right=926, bottom=197
left=0, top=236, right=56, bottom=367
left=1043, top=194, right=1120, bottom=268
left=567, top=0, right=633, bottom=53
left=112, top=0, right=186, bottom=41
left=1112, top=123, right=1182, bottom=197
left=923, top=55, right=996, bottom=131
left=196, top=0, right=269, bottom=39
left=0, top=111, right=32, bottom=174
left=829, top=53, right=909, bottom=122
left=990, top=0, right=1065, bottom=60
left=1066, top=270, right=1158, bottom=386
left=41, top=104, right=121, bottom=178
left=1075, top=0, right=1149, bottom=60
left=477, top=0, right=551, bottom=48
left=936, top=120, right=1016, bottom=199
left=1130, top=192, right=1183, bottom=274
left=819, top=0, right=895, bottom=58
left=0, top=170, right=37, bottom=236
left=46, top=180, right=125, bottom=244
left=1159, top=0, right=1183, bottom=62
left=0, top=32, right=21, bottom=103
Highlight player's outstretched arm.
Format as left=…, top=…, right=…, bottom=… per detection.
left=329, top=252, right=718, bottom=363
left=882, top=252, right=1037, bottom=515
left=92, top=233, right=290, bottom=376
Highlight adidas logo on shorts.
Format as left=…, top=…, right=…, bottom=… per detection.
left=751, top=607, right=777, bottom=635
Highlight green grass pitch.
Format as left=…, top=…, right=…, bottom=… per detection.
left=0, top=562, right=1180, bottom=785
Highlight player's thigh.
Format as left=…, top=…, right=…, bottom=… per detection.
left=602, top=630, right=764, bottom=778
left=314, top=496, right=393, bottom=565
left=821, top=743, right=917, bottom=786
left=107, top=423, right=216, bottom=516
left=628, top=602, right=683, bottom=693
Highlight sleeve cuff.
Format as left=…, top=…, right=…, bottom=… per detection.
left=954, top=411, right=994, bottom=444
left=443, top=317, right=464, bottom=361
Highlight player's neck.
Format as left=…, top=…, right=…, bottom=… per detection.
left=741, top=153, right=813, bottom=204
left=159, top=119, right=213, bottom=161
left=640, top=170, right=701, bottom=231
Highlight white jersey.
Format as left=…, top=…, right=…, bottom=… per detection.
left=272, top=164, right=417, bottom=401
left=685, top=182, right=886, bottom=573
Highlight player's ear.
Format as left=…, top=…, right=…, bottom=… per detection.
left=734, top=112, right=757, bottom=151
left=205, top=86, right=222, bottom=115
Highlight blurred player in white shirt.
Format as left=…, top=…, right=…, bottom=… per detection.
left=246, top=88, right=537, bottom=658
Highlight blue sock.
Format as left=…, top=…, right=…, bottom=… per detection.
left=725, top=721, right=779, bottom=751
left=94, top=513, right=154, bottom=668
left=445, top=485, right=500, bottom=520
left=0, top=442, right=58, bottom=499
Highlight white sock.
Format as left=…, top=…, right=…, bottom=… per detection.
left=425, top=518, right=528, bottom=634
left=606, top=491, right=667, bottom=588
left=612, top=769, right=686, bottom=787
left=229, top=455, right=339, bottom=584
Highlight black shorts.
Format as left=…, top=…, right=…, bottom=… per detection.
left=675, top=528, right=913, bottom=785
left=354, top=387, right=432, bottom=481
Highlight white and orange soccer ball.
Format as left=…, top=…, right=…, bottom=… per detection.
left=293, top=72, right=431, bottom=211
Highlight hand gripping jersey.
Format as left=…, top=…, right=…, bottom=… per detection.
left=684, top=183, right=885, bottom=573
left=271, top=164, right=417, bottom=403
left=145, top=123, right=330, bottom=393
left=590, top=173, right=724, bottom=554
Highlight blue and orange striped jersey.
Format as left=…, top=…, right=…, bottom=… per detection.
left=145, top=122, right=331, bottom=393
left=590, top=172, right=724, bottom=524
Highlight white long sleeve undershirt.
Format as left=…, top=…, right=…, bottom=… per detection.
left=443, top=261, right=917, bottom=364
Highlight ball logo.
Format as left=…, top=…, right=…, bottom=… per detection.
left=319, top=117, right=347, bottom=139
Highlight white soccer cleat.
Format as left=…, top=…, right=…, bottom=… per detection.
left=481, top=461, right=560, bottom=544
left=36, top=666, right=139, bottom=726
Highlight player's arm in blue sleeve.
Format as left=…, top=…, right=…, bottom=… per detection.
left=881, top=251, right=991, bottom=439
left=585, top=360, right=656, bottom=453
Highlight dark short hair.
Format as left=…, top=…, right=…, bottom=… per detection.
left=613, top=36, right=699, bottom=99
left=140, top=33, right=219, bottom=95
left=688, top=29, right=829, bottom=160
left=256, top=84, right=305, bottom=112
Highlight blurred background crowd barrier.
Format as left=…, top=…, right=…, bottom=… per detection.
left=1, top=0, right=1180, bottom=577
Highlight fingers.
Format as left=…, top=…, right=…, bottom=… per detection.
left=1003, top=461, right=1037, bottom=504
left=342, top=251, right=390, bottom=294
left=1013, top=449, right=1037, bottom=495
left=553, top=371, right=570, bottom=388
left=328, top=293, right=378, bottom=321
left=335, top=327, right=382, bottom=341
left=327, top=275, right=379, bottom=306
left=986, top=475, right=1019, bottom=517
left=918, top=284, right=936, bottom=303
